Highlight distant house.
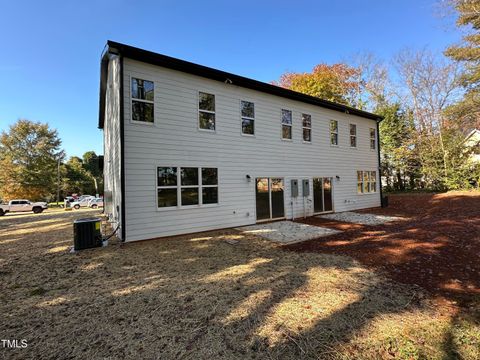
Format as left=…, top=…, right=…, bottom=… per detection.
left=98, top=41, right=383, bottom=242
left=464, top=129, right=480, bottom=164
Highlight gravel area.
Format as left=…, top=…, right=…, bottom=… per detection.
left=236, top=221, right=341, bottom=244
left=319, top=211, right=404, bottom=225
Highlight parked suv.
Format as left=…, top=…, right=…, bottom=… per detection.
left=0, top=200, right=48, bottom=216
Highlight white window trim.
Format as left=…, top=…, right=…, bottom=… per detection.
left=156, top=166, right=219, bottom=211
left=349, top=123, right=357, bottom=148
left=240, top=100, right=255, bottom=137
left=330, top=120, right=339, bottom=146
left=281, top=109, right=293, bottom=141
left=370, top=171, right=377, bottom=193
left=199, top=167, right=219, bottom=206
left=356, top=170, right=377, bottom=194
left=370, top=127, right=377, bottom=150
left=156, top=166, right=179, bottom=210
left=198, top=91, right=216, bottom=133
left=130, top=75, right=155, bottom=125
left=302, top=113, right=312, bottom=143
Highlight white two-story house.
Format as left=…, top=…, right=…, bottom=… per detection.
left=99, top=41, right=383, bottom=242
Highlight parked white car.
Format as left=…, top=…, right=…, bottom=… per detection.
left=88, top=198, right=104, bottom=209
left=0, top=199, right=48, bottom=216
left=71, top=197, right=95, bottom=210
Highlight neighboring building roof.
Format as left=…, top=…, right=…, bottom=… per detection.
left=465, top=129, right=480, bottom=144
left=98, top=40, right=383, bottom=129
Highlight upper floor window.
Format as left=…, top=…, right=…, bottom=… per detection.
left=241, top=101, right=255, bottom=135
left=199, top=92, right=215, bottom=131
left=370, top=128, right=376, bottom=149
left=131, top=78, right=154, bottom=123
left=330, top=120, right=338, bottom=146
left=282, top=109, right=292, bottom=140
left=350, top=124, right=357, bottom=147
left=302, top=114, right=311, bottom=142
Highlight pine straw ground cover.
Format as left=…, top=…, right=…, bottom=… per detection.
left=0, top=200, right=477, bottom=359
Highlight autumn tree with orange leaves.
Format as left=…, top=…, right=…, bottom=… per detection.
left=272, top=63, right=365, bottom=107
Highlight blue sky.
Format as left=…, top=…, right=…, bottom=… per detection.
left=0, top=0, right=459, bottom=158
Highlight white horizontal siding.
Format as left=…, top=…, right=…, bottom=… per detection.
left=122, top=58, right=380, bottom=242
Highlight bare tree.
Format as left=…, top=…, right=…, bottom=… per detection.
left=393, top=49, right=463, bottom=182
left=347, top=52, right=392, bottom=110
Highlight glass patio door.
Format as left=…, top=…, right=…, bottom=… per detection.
left=255, top=178, right=285, bottom=221
left=313, top=177, right=333, bottom=213
left=323, top=178, right=333, bottom=212
left=255, top=178, right=270, bottom=221
left=313, top=178, right=324, bottom=213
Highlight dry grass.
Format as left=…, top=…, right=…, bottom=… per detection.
left=0, top=209, right=478, bottom=359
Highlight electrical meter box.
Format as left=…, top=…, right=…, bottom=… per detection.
left=302, top=179, right=310, bottom=197
left=290, top=179, right=298, bottom=197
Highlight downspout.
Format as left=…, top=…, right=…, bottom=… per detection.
left=376, top=120, right=384, bottom=206
left=119, top=54, right=126, bottom=241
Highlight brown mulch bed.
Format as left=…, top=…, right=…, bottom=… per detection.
left=286, top=191, right=480, bottom=308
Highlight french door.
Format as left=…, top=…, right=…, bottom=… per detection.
left=256, top=178, right=285, bottom=221
left=313, top=177, right=333, bottom=214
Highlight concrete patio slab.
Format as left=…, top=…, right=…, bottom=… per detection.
left=318, top=211, right=404, bottom=225
left=236, top=220, right=342, bottom=245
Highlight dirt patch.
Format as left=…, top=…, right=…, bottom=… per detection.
left=287, top=191, right=480, bottom=308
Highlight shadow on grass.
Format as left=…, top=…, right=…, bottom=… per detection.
left=1, top=193, right=479, bottom=358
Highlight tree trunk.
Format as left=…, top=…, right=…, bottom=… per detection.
left=438, top=129, right=449, bottom=184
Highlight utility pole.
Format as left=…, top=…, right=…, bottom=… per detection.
left=56, top=157, right=61, bottom=205
left=93, top=177, right=98, bottom=198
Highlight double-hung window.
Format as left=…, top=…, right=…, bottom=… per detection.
left=157, top=167, right=218, bottom=208
left=330, top=120, right=338, bottom=145
left=357, top=171, right=363, bottom=194
left=302, top=114, right=312, bottom=142
left=370, top=128, right=376, bottom=149
left=199, top=92, right=216, bottom=131
left=241, top=101, right=255, bottom=135
left=201, top=168, right=218, bottom=204
left=370, top=171, right=377, bottom=192
left=357, top=170, right=377, bottom=194
left=181, top=168, right=199, bottom=206
left=281, top=109, right=292, bottom=139
left=131, top=78, right=154, bottom=123
left=350, top=124, right=357, bottom=147
left=363, top=171, right=370, bottom=193
left=157, top=167, right=178, bottom=208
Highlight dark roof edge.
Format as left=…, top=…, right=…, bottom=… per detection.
left=98, top=46, right=109, bottom=129
left=99, top=40, right=383, bottom=129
